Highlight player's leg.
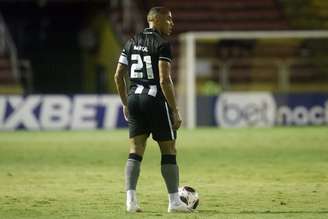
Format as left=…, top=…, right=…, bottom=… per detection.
left=158, top=139, right=179, bottom=198
left=148, top=98, right=190, bottom=212
left=125, top=134, right=148, bottom=213
left=158, top=140, right=191, bottom=212
left=125, top=94, right=149, bottom=212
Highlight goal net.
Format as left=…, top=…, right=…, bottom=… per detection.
left=177, top=30, right=328, bottom=128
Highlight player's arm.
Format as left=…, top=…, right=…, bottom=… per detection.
left=114, top=63, right=128, bottom=121
left=159, top=60, right=182, bottom=130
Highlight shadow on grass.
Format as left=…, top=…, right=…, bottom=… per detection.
left=199, top=210, right=328, bottom=214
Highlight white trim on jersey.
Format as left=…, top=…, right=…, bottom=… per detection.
left=148, top=85, right=157, bottom=97
left=159, top=56, right=172, bottom=63
left=135, top=84, right=144, bottom=94
left=164, top=102, right=175, bottom=140
left=118, top=53, right=128, bottom=65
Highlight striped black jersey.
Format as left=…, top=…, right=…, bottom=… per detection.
left=118, top=28, right=172, bottom=100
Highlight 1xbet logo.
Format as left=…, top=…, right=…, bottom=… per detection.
left=0, top=95, right=123, bottom=130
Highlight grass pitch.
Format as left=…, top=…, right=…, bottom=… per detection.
left=0, top=127, right=328, bottom=219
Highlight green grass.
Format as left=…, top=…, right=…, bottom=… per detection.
left=0, top=127, right=328, bottom=219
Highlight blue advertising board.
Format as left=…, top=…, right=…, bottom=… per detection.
left=0, top=95, right=128, bottom=130
left=198, top=92, right=328, bottom=127
left=1, top=93, right=327, bottom=130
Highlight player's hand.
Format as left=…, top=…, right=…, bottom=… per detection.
left=123, top=105, right=129, bottom=121
left=172, top=110, right=182, bottom=130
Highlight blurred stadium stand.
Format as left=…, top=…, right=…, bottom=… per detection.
left=147, top=0, right=328, bottom=92
left=163, top=0, right=289, bottom=32
left=0, top=0, right=328, bottom=94
left=0, top=0, right=122, bottom=94
left=0, top=12, right=21, bottom=94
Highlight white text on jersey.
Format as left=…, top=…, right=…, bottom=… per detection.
left=133, top=45, right=148, bottom=52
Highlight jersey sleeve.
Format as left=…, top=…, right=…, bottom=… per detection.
left=118, top=41, right=130, bottom=66
left=158, top=42, right=172, bottom=63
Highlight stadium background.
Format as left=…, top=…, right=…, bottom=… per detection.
left=1, top=0, right=328, bottom=129
left=1, top=0, right=328, bottom=218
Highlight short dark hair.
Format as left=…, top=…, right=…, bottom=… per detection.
left=147, top=6, right=170, bottom=22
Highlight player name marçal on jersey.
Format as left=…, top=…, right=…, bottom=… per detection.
left=133, top=45, right=149, bottom=52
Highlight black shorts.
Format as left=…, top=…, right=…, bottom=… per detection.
left=127, top=94, right=177, bottom=141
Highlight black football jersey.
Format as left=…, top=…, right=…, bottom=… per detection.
left=118, top=28, right=172, bottom=100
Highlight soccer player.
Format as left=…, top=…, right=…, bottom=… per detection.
left=114, top=7, right=191, bottom=213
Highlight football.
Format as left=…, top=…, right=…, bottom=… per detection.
left=178, top=186, right=199, bottom=209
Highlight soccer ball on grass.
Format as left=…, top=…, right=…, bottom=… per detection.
left=178, top=186, right=199, bottom=209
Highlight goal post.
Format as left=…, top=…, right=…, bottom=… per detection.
left=177, top=30, right=328, bottom=129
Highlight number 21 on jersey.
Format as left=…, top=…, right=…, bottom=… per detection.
left=131, top=54, right=154, bottom=79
